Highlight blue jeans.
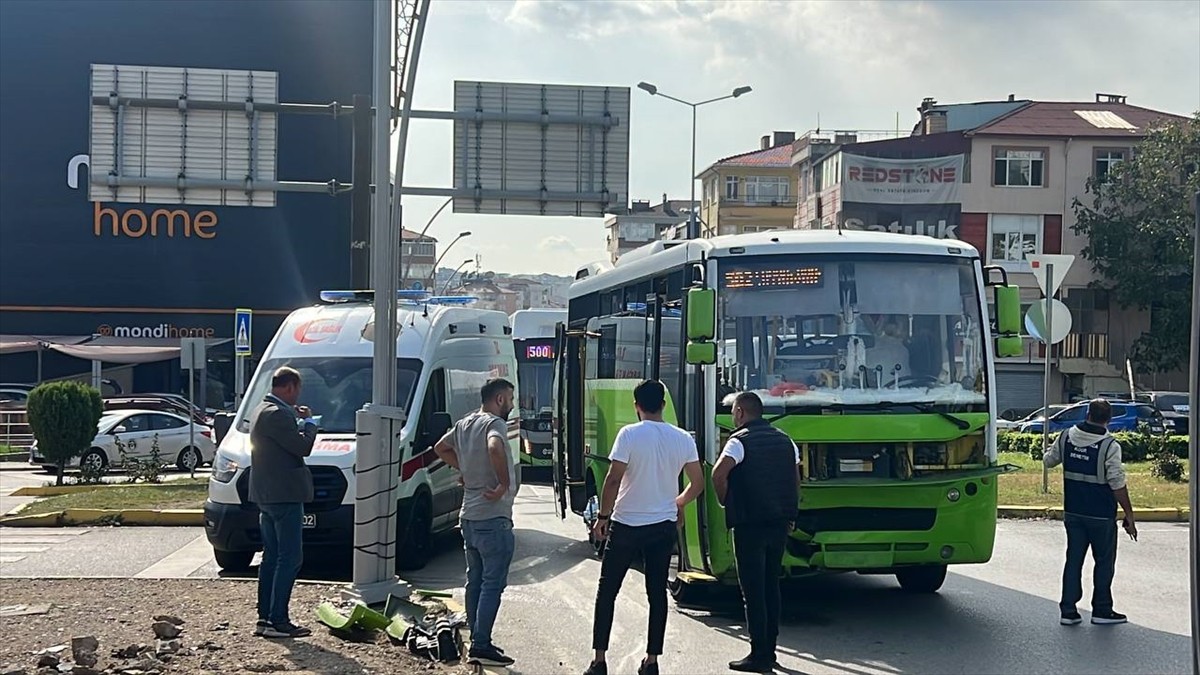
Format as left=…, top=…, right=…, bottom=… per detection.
left=461, top=516, right=515, bottom=650
left=258, top=502, right=304, bottom=625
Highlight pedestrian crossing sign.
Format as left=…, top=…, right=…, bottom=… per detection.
left=235, top=308, right=252, bottom=356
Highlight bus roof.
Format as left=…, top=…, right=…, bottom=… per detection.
left=510, top=308, right=567, bottom=340
left=571, top=229, right=978, bottom=299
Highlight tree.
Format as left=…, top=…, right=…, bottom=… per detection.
left=26, top=381, right=104, bottom=485
left=1072, top=112, right=1199, bottom=373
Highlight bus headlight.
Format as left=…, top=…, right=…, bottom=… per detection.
left=946, top=487, right=961, bottom=502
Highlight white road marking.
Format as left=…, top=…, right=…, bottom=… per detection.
left=0, top=556, right=25, bottom=563
left=0, top=546, right=49, bottom=553
left=133, top=533, right=214, bottom=579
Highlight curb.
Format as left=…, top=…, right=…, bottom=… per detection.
left=998, top=506, right=1190, bottom=522
left=0, top=508, right=205, bottom=527
left=13, top=481, right=207, bottom=497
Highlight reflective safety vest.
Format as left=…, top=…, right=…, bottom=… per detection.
left=1061, top=433, right=1118, bottom=519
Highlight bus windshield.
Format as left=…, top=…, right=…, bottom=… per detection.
left=236, top=357, right=422, bottom=433
left=716, top=254, right=986, bottom=411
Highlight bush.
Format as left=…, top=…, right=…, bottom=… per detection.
left=1150, top=451, right=1185, bottom=482
left=1000, top=430, right=1190, bottom=463
left=115, top=434, right=166, bottom=484
left=26, top=381, right=104, bottom=486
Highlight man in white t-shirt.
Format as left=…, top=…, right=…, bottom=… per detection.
left=584, top=380, right=704, bottom=675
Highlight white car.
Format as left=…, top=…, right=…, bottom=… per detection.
left=996, top=405, right=1067, bottom=432
left=30, top=409, right=216, bottom=473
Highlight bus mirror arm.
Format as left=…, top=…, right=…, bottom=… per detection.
left=982, top=265, right=1009, bottom=288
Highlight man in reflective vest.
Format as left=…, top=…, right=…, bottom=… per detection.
left=1043, top=399, right=1137, bottom=626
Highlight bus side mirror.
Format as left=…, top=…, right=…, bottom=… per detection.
left=686, top=288, right=716, bottom=341
left=686, top=342, right=717, bottom=365
left=992, top=283, right=1023, bottom=358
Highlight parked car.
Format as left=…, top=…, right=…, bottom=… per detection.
left=1019, top=400, right=1165, bottom=435
left=104, top=396, right=208, bottom=427
left=29, top=408, right=216, bottom=473
left=997, top=405, right=1068, bottom=431
left=1136, top=391, right=1190, bottom=436
left=0, top=383, right=35, bottom=407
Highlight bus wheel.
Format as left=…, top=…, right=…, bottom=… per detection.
left=895, top=564, right=947, bottom=593
left=668, top=576, right=707, bottom=606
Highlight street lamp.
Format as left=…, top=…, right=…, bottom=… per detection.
left=637, top=81, right=752, bottom=239
left=431, top=230, right=472, bottom=284
left=400, top=196, right=453, bottom=288
left=441, top=258, right=475, bottom=294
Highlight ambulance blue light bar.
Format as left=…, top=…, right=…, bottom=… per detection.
left=320, top=289, right=431, bottom=304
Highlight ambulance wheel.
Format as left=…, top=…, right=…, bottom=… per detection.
left=214, top=549, right=254, bottom=573
left=896, top=564, right=947, bottom=593
left=397, top=496, right=432, bottom=571
left=668, top=576, right=706, bottom=606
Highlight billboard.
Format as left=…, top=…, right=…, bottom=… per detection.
left=841, top=153, right=964, bottom=205
left=452, top=81, right=630, bottom=218
left=841, top=202, right=962, bottom=240
left=0, top=0, right=373, bottom=348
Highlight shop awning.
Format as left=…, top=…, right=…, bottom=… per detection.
left=0, top=335, right=91, bottom=355
left=20, top=336, right=232, bottom=365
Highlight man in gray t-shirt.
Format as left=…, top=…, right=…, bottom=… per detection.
left=432, top=378, right=518, bottom=667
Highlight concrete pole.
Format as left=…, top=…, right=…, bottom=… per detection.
left=1188, top=190, right=1198, bottom=675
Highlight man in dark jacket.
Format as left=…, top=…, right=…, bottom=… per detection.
left=1044, top=398, right=1137, bottom=626
left=249, top=367, right=317, bottom=639
left=712, top=392, right=800, bottom=672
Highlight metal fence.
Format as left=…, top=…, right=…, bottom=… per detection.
left=0, top=409, right=34, bottom=451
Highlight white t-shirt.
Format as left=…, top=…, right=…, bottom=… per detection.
left=718, top=437, right=801, bottom=466
left=609, top=420, right=698, bottom=527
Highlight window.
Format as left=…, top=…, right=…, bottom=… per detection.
left=1094, top=148, right=1126, bottom=182
left=402, top=241, right=435, bottom=258
left=820, top=154, right=840, bottom=190
left=744, top=176, right=790, bottom=203
left=152, top=414, right=188, bottom=431
left=702, top=180, right=711, bottom=205
left=1064, top=288, right=1109, bottom=333
left=724, top=176, right=739, bottom=200
left=993, top=148, right=1045, bottom=187
left=122, top=414, right=152, bottom=433
left=988, top=214, right=1042, bottom=266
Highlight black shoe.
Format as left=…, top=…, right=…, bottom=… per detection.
left=584, top=661, right=608, bottom=675
left=254, top=619, right=270, bottom=636
left=262, top=622, right=312, bottom=638
left=729, top=655, right=774, bottom=673
left=468, top=645, right=515, bottom=667
left=1092, top=610, right=1128, bottom=625
left=637, top=660, right=659, bottom=675
left=1060, top=611, right=1082, bottom=626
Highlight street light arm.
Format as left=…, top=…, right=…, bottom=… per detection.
left=695, top=93, right=737, bottom=107
left=400, top=196, right=453, bottom=286
left=652, top=91, right=697, bottom=108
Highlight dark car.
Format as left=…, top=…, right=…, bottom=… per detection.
left=103, top=396, right=208, bottom=427
left=1137, top=391, right=1190, bottom=436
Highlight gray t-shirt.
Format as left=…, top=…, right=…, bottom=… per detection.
left=441, top=410, right=518, bottom=522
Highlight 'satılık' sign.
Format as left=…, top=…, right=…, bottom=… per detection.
left=841, top=154, right=964, bottom=205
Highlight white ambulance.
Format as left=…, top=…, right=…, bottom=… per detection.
left=203, top=291, right=519, bottom=572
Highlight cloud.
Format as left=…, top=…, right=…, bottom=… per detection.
left=539, top=235, right=577, bottom=253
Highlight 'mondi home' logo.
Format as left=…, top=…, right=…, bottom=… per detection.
left=68, top=154, right=219, bottom=239
left=97, top=323, right=216, bottom=338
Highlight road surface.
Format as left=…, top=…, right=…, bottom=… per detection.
left=0, top=481, right=1192, bottom=674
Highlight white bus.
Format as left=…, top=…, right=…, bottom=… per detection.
left=510, top=308, right=566, bottom=467
left=205, top=292, right=519, bottom=572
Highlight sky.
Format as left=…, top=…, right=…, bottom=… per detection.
left=400, top=0, right=1200, bottom=277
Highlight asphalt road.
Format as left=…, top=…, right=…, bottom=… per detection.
left=0, top=480, right=1193, bottom=674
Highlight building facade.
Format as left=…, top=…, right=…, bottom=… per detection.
left=793, top=94, right=1188, bottom=408
left=697, top=132, right=798, bottom=237
left=604, top=196, right=693, bottom=264
left=399, top=229, right=438, bottom=290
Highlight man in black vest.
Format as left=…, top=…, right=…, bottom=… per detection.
left=712, top=392, right=800, bottom=672
left=1044, top=399, right=1137, bottom=626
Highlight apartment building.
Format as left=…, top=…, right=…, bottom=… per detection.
left=697, top=131, right=798, bottom=237
left=399, top=228, right=438, bottom=290
left=604, top=196, right=694, bottom=264
left=794, top=94, right=1188, bottom=409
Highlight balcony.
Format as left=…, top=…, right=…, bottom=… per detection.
left=719, top=195, right=797, bottom=208
left=1060, top=333, right=1110, bottom=361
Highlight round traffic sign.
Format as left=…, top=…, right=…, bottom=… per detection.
left=411, top=281, right=424, bottom=291
left=1025, top=299, right=1072, bottom=345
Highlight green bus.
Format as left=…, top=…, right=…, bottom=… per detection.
left=512, top=309, right=568, bottom=467
left=551, top=230, right=1023, bottom=599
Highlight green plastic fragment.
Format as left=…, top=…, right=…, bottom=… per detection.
left=315, top=601, right=391, bottom=631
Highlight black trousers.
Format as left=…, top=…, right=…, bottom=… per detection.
left=733, top=521, right=788, bottom=661
left=592, top=520, right=676, bottom=655
left=1060, top=512, right=1117, bottom=614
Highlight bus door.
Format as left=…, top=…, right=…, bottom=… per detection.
left=552, top=323, right=589, bottom=519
